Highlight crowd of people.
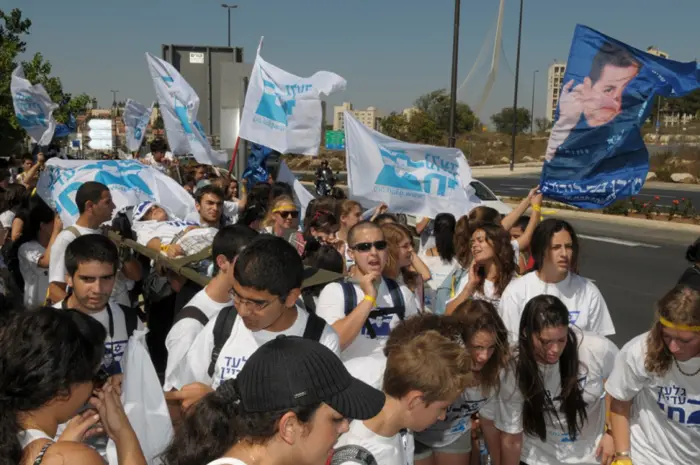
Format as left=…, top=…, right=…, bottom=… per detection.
left=1, top=139, right=699, bottom=465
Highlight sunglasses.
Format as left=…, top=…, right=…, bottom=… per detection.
left=93, top=367, right=110, bottom=389
left=277, top=211, right=299, bottom=220
left=351, top=240, right=388, bottom=252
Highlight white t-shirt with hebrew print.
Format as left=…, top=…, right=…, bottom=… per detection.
left=415, top=385, right=497, bottom=448
left=335, top=420, right=414, bottom=465
left=172, top=305, right=340, bottom=390
left=499, top=271, right=615, bottom=344
left=605, top=332, right=700, bottom=465
left=495, top=332, right=618, bottom=465
left=316, top=279, right=419, bottom=361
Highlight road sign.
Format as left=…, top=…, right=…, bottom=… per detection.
left=325, top=130, right=345, bottom=150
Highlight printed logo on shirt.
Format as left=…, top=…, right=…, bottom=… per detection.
left=218, top=355, right=248, bottom=384
left=362, top=315, right=392, bottom=338
left=569, top=311, right=581, bottom=324
left=103, top=339, right=128, bottom=374
left=656, top=385, right=700, bottom=427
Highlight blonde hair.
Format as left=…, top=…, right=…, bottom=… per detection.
left=339, top=200, right=361, bottom=218
left=381, top=223, right=419, bottom=290
left=383, top=315, right=472, bottom=403
left=645, top=285, right=700, bottom=375
left=262, top=195, right=296, bottom=228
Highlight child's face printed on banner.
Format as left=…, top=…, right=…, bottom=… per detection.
left=585, top=63, right=639, bottom=127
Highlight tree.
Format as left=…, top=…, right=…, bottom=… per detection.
left=535, top=117, right=552, bottom=134
left=414, top=89, right=480, bottom=134
left=405, top=111, right=442, bottom=145
left=380, top=112, right=408, bottom=139
left=491, top=107, right=532, bottom=134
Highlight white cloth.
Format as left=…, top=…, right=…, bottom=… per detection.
left=0, top=210, right=15, bottom=228
left=495, top=332, right=618, bottom=465
left=164, top=289, right=233, bottom=391
left=133, top=220, right=197, bottom=246
left=52, top=300, right=145, bottom=373
left=277, top=161, right=314, bottom=220
left=499, top=271, right=615, bottom=344
left=316, top=279, right=419, bottom=361
left=239, top=37, right=347, bottom=155
left=416, top=217, right=435, bottom=256
left=344, top=354, right=387, bottom=390
left=416, top=385, right=497, bottom=448
left=171, top=305, right=340, bottom=389
left=605, top=332, right=700, bottom=465
left=48, top=225, right=100, bottom=284
left=207, top=459, right=247, bottom=465
left=18, top=240, right=49, bottom=307
left=335, top=420, right=415, bottom=465
left=420, top=255, right=457, bottom=312
left=17, top=429, right=53, bottom=449
left=11, top=64, right=58, bottom=145
left=344, top=111, right=477, bottom=219
left=123, top=99, right=153, bottom=152
left=447, top=272, right=502, bottom=308
left=184, top=200, right=240, bottom=226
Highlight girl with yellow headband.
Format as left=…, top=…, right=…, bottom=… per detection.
left=606, top=285, right=700, bottom=465
left=260, top=195, right=299, bottom=237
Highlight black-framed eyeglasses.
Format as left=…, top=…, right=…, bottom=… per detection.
left=351, top=240, right=388, bottom=253
left=277, top=211, right=299, bottom=220
left=231, top=289, right=278, bottom=312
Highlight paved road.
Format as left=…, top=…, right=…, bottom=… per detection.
left=479, top=172, right=700, bottom=209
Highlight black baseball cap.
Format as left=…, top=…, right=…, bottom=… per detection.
left=237, top=335, right=385, bottom=420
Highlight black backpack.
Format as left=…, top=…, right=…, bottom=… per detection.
left=339, top=278, right=406, bottom=339
left=207, top=306, right=327, bottom=377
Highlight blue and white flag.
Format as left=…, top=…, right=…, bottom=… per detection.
left=344, top=112, right=478, bottom=218
left=11, top=65, right=58, bottom=145
left=54, top=114, right=77, bottom=138
left=242, top=143, right=273, bottom=187
left=277, top=160, right=314, bottom=221
left=239, top=37, right=347, bottom=156
left=145, top=53, right=227, bottom=166
left=123, top=99, right=153, bottom=152
left=542, top=25, right=700, bottom=208
left=37, top=159, right=196, bottom=226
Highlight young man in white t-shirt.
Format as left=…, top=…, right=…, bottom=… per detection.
left=334, top=314, right=473, bottom=465
left=166, top=235, right=340, bottom=410
left=47, top=181, right=141, bottom=304
left=316, top=221, right=418, bottom=361
left=53, top=234, right=145, bottom=374
left=606, top=285, right=700, bottom=465
left=141, top=138, right=174, bottom=174
left=163, top=224, right=258, bottom=390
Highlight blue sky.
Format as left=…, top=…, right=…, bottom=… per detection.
left=15, top=0, right=700, bottom=124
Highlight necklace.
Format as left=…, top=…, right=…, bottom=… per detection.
left=674, top=358, right=700, bottom=377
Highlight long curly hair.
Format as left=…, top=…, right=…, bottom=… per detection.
left=0, top=308, right=106, bottom=464
left=645, top=285, right=700, bottom=375
left=451, top=299, right=510, bottom=395
left=515, top=295, right=587, bottom=442
left=161, top=378, right=321, bottom=465
left=381, top=223, right=419, bottom=290
left=471, top=223, right=516, bottom=298
left=453, top=215, right=473, bottom=268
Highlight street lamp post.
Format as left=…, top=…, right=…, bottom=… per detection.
left=509, top=0, right=524, bottom=171
left=221, top=4, right=238, bottom=47
left=530, top=69, right=538, bottom=135
left=110, top=89, right=119, bottom=156
left=447, top=0, right=461, bottom=148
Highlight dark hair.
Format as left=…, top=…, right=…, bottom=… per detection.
left=248, top=183, right=272, bottom=212
left=590, top=42, right=641, bottom=84
left=150, top=138, right=168, bottom=153
left=161, top=379, right=320, bottom=465
left=212, top=225, right=258, bottom=274
left=234, top=236, right=304, bottom=300
left=1, top=184, right=29, bottom=213
left=453, top=216, right=472, bottom=268
left=303, top=210, right=338, bottom=243
left=237, top=203, right=267, bottom=228
left=16, top=197, right=54, bottom=245
left=530, top=219, right=579, bottom=274
left=512, top=215, right=530, bottom=232
left=468, top=206, right=502, bottom=226
left=269, top=182, right=293, bottom=202
left=373, top=213, right=398, bottom=225
left=303, top=242, right=344, bottom=274
left=65, top=234, right=120, bottom=277
left=304, top=197, right=338, bottom=229
left=686, top=237, right=700, bottom=263
left=0, top=169, right=9, bottom=183
left=330, top=187, right=346, bottom=200
left=472, top=223, right=516, bottom=297
left=0, top=308, right=106, bottom=463
left=21, top=153, right=34, bottom=163
left=195, top=185, right=225, bottom=205
left=347, top=220, right=382, bottom=247
left=75, top=181, right=109, bottom=214
left=516, top=295, right=587, bottom=442
left=434, top=213, right=456, bottom=262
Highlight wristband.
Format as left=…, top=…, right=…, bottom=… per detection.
left=614, top=452, right=631, bottom=458
left=611, top=460, right=632, bottom=465
left=532, top=204, right=542, bottom=212
left=160, top=244, right=170, bottom=252
left=363, top=295, right=377, bottom=306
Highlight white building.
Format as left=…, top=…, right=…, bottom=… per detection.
left=546, top=62, right=567, bottom=124
left=333, top=102, right=379, bottom=131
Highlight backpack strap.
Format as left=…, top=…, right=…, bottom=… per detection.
left=64, top=226, right=82, bottom=238
left=208, top=306, right=238, bottom=378
left=173, top=305, right=209, bottom=326
left=302, top=312, right=326, bottom=342
left=118, top=304, right=139, bottom=337
left=301, top=291, right=317, bottom=314
left=32, top=442, right=54, bottom=465
left=340, top=281, right=357, bottom=316
left=384, top=278, right=406, bottom=320
left=330, top=445, right=378, bottom=465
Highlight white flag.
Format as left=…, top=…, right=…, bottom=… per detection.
left=344, top=112, right=478, bottom=219
left=277, top=160, right=315, bottom=221
left=145, top=53, right=227, bottom=166
left=37, top=159, right=196, bottom=226
left=239, top=37, right=346, bottom=155
left=123, top=99, right=153, bottom=152
left=11, top=65, right=58, bottom=145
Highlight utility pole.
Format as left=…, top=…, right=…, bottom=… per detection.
left=509, top=0, right=524, bottom=171
left=221, top=4, right=238, bottom=47
left=110, top=89, right=119, bottom=157
left=447, top=0, right=461, bottom=148
left=530, top=69, right=538, bottom=135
